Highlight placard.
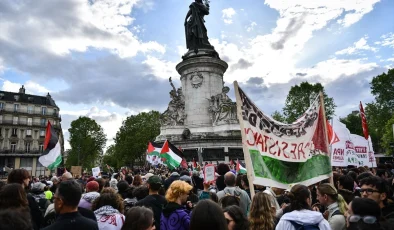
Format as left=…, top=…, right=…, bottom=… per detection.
left=71, top=166, right=82, bottom=176
left=92, top=167, right=101, bottom=177
left=204, top=164, right=215, bottom=183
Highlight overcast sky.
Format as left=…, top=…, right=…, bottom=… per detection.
left=1, top=0, right=393, bottom=150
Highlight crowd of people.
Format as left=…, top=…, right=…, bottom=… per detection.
left=1, top=162, right=394, bottom=230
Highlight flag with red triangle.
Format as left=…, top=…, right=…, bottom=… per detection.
left=326, top=120, right=340, bottom=145
left=160, top=140, right=182, bottom=169
left=236, top=159, right=247, bottom=174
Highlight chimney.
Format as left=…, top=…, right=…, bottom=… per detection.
left=19, top=85, right=26, bottom=94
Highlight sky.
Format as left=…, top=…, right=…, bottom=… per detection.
left=1, top=0, right=393, bottom=150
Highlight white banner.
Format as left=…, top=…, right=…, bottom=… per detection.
left=331, top=120, right=359, bottom=167
left=350, top=134, right=376, bottom=167
left=92, top=167, right=101, bottom=177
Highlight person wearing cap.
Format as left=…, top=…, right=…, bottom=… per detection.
left=135, top=175, right=167, bottom=230
left=79, top=181, right=100, bottom=210
left=30, top=182, right=51, bottom=215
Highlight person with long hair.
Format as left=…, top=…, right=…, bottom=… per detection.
left=224, top=205, right=249, bottom=230
left=92, top=192, right=125, bottom=230
left=316, top=183, right=348, bottom=230
left=276, top=184, right=330, bottom=230
left=132, top=175, right=143, bottom=187
left=0, top=183, right=29, bottom=210
left=121, top=206, right=155, bottom=230
left=249, top=192, right=276, bottom=230
left=190, top=200, right=227, bottom=230
left=347, top=198, right=384, bottom=230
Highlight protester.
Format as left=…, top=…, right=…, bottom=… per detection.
left=30, top=182, right=51, bottom=215
left=241, top=175, right=252, bottom=198
left=216, top=163, right=231, bottom=191
left=117, top=180, right=129, bottom=199
left=50, top=176, right=60, bottom=194
left=124, top=175, right=133, bottom=186
left=249, top=192, right=276, bottom=230
left=264, top=186, right=286, bottom=218
left=217, top=172, right=251, bottom=215
left=44, top=185, right=53, bottom=200
left=359, top=176, right=394, bottom=220
left=316, top=183, right=347, bottom=230
left=135, top=175, right=167, bottom=230
left=79, top=181, right=101, bottom=210
left=123, top=187, right=137, bottom=213
left=338, top=175, right=355, bottom=204
left=61, top=172, right=73, bottom=181
left=92, top=192, right=125, bottom=230
left=7, top=169, right=43, bottom=230
left=110, top=173, right=120, bottom=192
left=133, top=175, right=143, bottom=187
left=42, top=180, right=98, bottom=230
left=164, top=172, right=180, bottom=190
left=0, top=183, right=30, bottom=212
left=95, top=178, right=106, bottom=193
left=161, top=180, right=192, bottom=230
left=275, top=184, right=331, bottom=230
left=223, top=205, right=249, bottom=230
left=121, top=206, right=156, bottom=230
left=133, top=186, right=149, bottom=201
left=0, top=209, right=33, bottom=230
left=189, top=200, right=227, bottom=230
left=347, top=198, right=384, bottom=230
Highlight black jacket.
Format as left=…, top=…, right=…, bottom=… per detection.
left=135, top=194, right=167, bottom=230
left=27, top=193, right=44, bottom=230
left=42, top=212, right=98, bottom=230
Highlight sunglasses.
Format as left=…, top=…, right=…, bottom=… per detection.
left=348, top=215, right=377, bottom=224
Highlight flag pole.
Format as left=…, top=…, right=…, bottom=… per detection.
left=319, top=92, right=334, bottom=185
left=234, top=81, right=255, bottom=199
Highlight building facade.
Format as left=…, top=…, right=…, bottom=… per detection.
left=0, top=86, right=63, bottom=177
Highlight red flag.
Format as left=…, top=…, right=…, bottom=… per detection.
left=147, top=142, right=155, bottom=153
left=326, top=120, right=340, bottom=144
left=359, top=101, right=369, bottom=140
left=161, top=140, right=169, bottom=154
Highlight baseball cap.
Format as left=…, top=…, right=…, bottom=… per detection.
left=147, top=175, right=162, bottom=185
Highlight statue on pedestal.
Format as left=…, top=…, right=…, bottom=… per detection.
left=184, top=0, right=217, bottom=55
left=160, top=78, right=186, bottom=126
left=208, top=86, right=238, bottom=125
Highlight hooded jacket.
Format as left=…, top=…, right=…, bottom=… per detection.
left=160, top=202, right=190, bottom=230
left=94, top=205, right=125, bottom=230
left=275, top=209, right=331, bottom=230
left=327, top=202, right=346, bottom=230
left=79, top=192, right=100, bottom=210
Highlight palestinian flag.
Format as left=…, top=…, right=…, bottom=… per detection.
left=236, top=159, right=247, bottom=174
left=146, top=142, right=163, bottom=165
left=39, top=121, right=62, bottom=170
left=160, top=140, right=182, bottom=169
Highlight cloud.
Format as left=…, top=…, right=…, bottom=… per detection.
left=222, top=8, right=236, bottom=24
left=335, top=36, right=377, bottom=55
left=246, top=22, right=257, bottom=32
left=271, top=14, right=306, bottom=50
left=1, top=80, right=50, bottom=95
left=230, top=58, right=253, bottom=72
left=296, top=73, right=307, bottom=77
left=0, top=0, right=164, bottom=58
left=375, top=33, right=394, bottom=48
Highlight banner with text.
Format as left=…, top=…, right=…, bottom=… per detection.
left=234, top=83, right=332, bottom=189
left=350, top=134, right=376, bottom=167
left=331, top=120, right=359, bottom=167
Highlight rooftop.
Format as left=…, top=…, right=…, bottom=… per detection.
left=0, top=85, right=58, bottom=108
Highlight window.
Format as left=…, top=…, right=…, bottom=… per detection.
left=14, top=95, right=19, bottom=101
left=13, top=116, right=18, bottom=125
left=27, top=106, right=33, bottom=114
left=40, top=130, right=45, bottom=137
left=27, top=118, right=32, bottom=126
left=20, top=158, right=33, bottom=173
left=10, top=142, right=17, bottom=153
left=26, top=129, right=32, bottom=137
left=14, top=104, right=19, bottom=112
left=0, top=102, right=4, bottom=110
left=41, top=118, right=46, bottom=126
left=53, top=109, right=57, bottom=116
left=42, top=107, right=47, bottom=115
left=36, top=160, right=46, bottom=177
left=12, top=128, right=17, bottom=136
left=39, top=143, right=44, bottom=153
left=25, top=142, right=31, bottom=153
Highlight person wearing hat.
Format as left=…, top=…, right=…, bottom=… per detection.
left=135, top=175, right=167, bottom=230
left=79, top=181, right=100, bottom=210
left=30, top=182, right=51, bottom=216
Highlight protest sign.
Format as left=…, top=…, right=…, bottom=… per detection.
left=71, top=166, right=82, bottom=176
left=234, top=82, right=332, bottom=189
left=350, top=134, right=376, bottom=167
left=330, top=120, right=359, bottom=167
left=92, top=167, right=101, bottom=177
left=204, top=164, right=215, bottom=183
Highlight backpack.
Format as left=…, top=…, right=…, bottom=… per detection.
left=289, top=220, right=320, bottom=230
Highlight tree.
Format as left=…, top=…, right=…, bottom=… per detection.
left=271, top=110, right=286, bottom=123
left=66, top=116, right=106, bottom=169
left=382, top=114, right=394, bottom=156
left=114, top=111, right=161, bottom=167
left=282, top=82, right=336, bottom=123
left=102, top=145, right=119, bottom=170
left=365, top=69, right=394, bottom=153
left=339, top=111, right=363, bottom=137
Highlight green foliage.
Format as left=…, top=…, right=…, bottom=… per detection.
left=382, top=114, right=394, bottom=156
left=283, top=82, right=336, bottom=123
left=271, top=110, right=286, bottom=123
left=66, top=116, right=106, bottom=169
left=340, top=112, right=363, bottom=137
left=102, top=145, right=119, bottom=171
left=365, top=69, right=394, bottom=153
left=112, top=111, right=161, bottom=167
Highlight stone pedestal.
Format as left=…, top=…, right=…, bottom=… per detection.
left=176, top=56, right=228, bottom=127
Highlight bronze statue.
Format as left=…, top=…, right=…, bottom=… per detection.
left=184, top=0, right=215, bottom=53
